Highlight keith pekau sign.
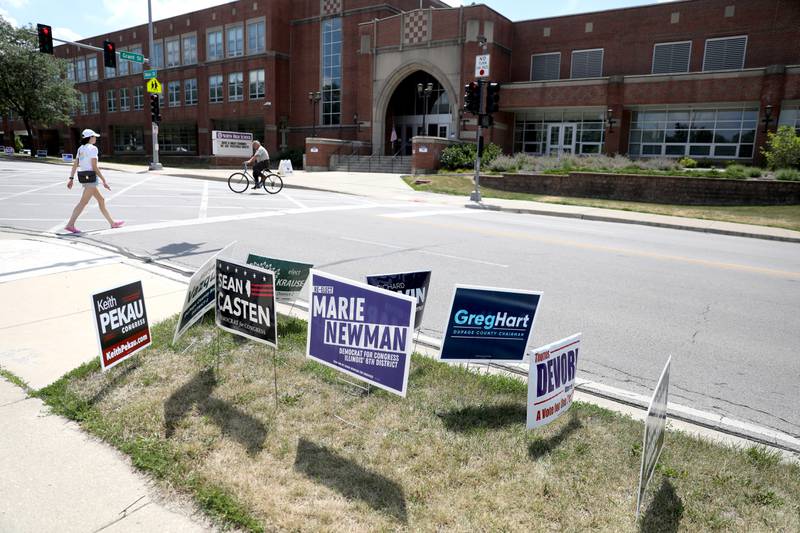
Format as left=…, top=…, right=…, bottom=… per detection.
left=215, top=258, right=277, bottom=347
left=366, top=270, right=431, bottom=330
left=527, top=333, right=581, bottom=429
left=307, top=270, right=415, bottom=397
left=91, top=281, right=151, bottom=371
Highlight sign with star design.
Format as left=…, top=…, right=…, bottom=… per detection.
left=215, top=258, right=277, bottom=347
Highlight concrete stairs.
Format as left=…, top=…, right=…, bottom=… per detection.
left=331, top=154, right=412, bottom=174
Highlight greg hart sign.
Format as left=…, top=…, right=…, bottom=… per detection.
left=91, top=281, right=151, bottom=371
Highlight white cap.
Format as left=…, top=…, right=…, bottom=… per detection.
left=81, top=129, right=101, bottom=139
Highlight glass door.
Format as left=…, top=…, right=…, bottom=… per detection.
left=546, top=123, right=578, bottom=156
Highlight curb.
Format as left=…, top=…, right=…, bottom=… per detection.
left=465, top=202, right=800, bottom=244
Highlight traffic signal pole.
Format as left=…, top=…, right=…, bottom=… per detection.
left=147, top=0, right=162, bottom=170
left=469, top=80, right=485, bottom=204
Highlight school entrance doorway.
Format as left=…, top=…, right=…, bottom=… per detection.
left=385, top=70, right=453, bottom=155
left=546, top=123, right=577, bottom=156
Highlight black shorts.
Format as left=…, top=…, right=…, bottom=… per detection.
left=253, top=160, right=270, bottom=178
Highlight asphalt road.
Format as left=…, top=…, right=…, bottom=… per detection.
left=2, top=159, right=799, bottom=438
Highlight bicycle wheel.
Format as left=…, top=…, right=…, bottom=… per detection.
left=228, top=172, right=250, bottom=193
left=262, top=173, right=283, bottom=194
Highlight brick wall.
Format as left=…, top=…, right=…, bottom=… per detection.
left=411, top=136, right=460, bottom=174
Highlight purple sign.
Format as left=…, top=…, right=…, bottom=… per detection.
left=306, top=270, right=415, bottom=397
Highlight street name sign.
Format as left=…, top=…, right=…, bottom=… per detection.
left=215, top=258, right=278, bottom=347
left=527, top=333, right=581, bottom=429
left=475, top=54, right=490, bottom=78
left=91, top=281, right=151, bottom=371
left=143, top=69, right=158, bottom=80
left=146, top=78, right=162, bottom=94
left=636, top=356, right=671, bottom=518
left=120, top=51, right=144, bottom=63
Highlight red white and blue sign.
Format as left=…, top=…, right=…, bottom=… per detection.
left=215, top=258, right=277, bottom=347
left=306, top=270, right=416, bottom=397
left=527, top=333, right=581, bottom=429
left=438, top=285, right=542, bottom=363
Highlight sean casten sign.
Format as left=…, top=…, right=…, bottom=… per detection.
left=365, top=270, right=431, bottom=330
left=215, top=258, right=277, bottom=347
left=527, top=333, right=581, bottom=429
left=91, top=281, right=151, bottom=371
left=306, top=270, right=415, bottom=397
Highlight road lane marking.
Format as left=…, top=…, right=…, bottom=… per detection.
left=340, top=236, right=508, bottom=267
left=340, top=237, right=404, bottom=249
left=0, top=181, right=63, bottom=201
left=282, top=193, right=309, bottom=209
left=107, top=175, right=158, bottom=202
left=199, top=181, right=209, bottom=219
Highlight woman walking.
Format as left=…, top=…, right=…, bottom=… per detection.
left=64, top=129, right=123, bottom=233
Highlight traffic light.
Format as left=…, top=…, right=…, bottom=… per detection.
left=486, top=82, right=501, bottom=114
left=150, top=94, right=161, bottom=123
left=103, top=40, right=117, bottom=69
left=463, top=81, right=480, bottom=115
left=37, top=24, right=53, bottom=54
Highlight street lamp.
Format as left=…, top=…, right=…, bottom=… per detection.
left=417, top=82, right=434, bottom=135
left=353, top=112, right=359, bottom=133
left=606, top=107, right=615, bottom=133
left=762, top=104, right=773, bottom=134
left=308, top=91, right=321, bottom=137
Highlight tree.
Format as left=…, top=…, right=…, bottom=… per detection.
left=0, top=16, right=79, bottom=155
left=762, top=125, right=800, bottom=170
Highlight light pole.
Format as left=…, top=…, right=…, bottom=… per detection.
left=308, top=91, right=321, bottom=137
left=147, top=0, right=162, bottom=170
left=417, top=82, right=434, bottom=136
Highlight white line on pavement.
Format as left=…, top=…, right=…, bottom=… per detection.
left=340, top=237, right=404, bottom=249
left=107, top=175, right=158, bottom=202
left=0, top=181, right=63, bottom=201
left=199, top=181, right=209, bottom=219
left=282, top=193, right=308, bottom=209
left=340, top=236, right=509, bottom=267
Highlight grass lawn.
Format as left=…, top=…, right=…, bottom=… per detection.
left=35, top=315, right=799, bottom=532
left=405, top=174, right=800, bottom=232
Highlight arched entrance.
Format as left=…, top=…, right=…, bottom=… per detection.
left=384, top=70, right=453, bottom=155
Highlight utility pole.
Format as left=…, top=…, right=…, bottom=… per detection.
left=469, top=80, right=484, bottom=203
left=147, top=0, right=162, bottom=170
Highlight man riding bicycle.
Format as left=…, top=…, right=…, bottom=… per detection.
left=244, top=140, right=270, bottom=189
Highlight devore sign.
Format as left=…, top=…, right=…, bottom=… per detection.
left=527, top=334, right=581, bottom=429
left=211, top=130, right=253, bottom=158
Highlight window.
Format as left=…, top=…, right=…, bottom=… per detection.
left=107, top=89, right=116, bottom=112
left=129, top=45, right=143, bottom=74
left=247, top=19, right=265, bottom=54
left=166, top=38, right=181, bottom=67
left=628, top=106, right=757, bottom=159
left=778, top=105, right=800, bottom=135
left=531, top=52, right=561, bottom=81
left=168, top=81, right=181, bottom=107
left=90, top=91, right=99, bottom=114
left=134, top=86, right=144, bottom=110
left=514, top=109, right=605, bottom=155
left=185, top=78, right=198, bottom=105
left=207, top=29, right=223, bottom=61
left=322, top=17, right=342, bottom=126
left=75, top=58, right=86, bottom=82
left=249, top=69, right=265, bottom=99
left=105, top=63, right=115, bottom=79
left=151, top=40, right=164, bottom=69
left=158, top=123, right=197, bottom=153
left=79, top=93, right=88, bottom=115
left=228, top=72, right=243, bottom=101
left=118, top=48, right=129, bottom=75
left=652, top=41, right=691, bottom=74
left=66, top=61, right=75, bottom=81
left=120, top=87, right=130, bottom=111
left=571, top=48, right=603, bottom=78
left=87, top=56, right=98, bottom=81
left=226, top=24, right=244, bottom=57
left=703, top=35, right=747, bottom=71
left=113, top=126, right=144, bottom=153
left=209, top=74, right=223, bottom=103
left=182, top=34, right=197, bottom=65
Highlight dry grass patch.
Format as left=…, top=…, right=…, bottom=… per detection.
left=37, top=315, right=800, bottom=532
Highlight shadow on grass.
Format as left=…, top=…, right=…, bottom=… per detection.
left=439, top=403, right=526, bottom=433
left=640, top=478, right=683, bottom=532
left=89, top=358, right=141, bottom=406
left=164, top=368, right=267, bottom=456
left=528, top=414, right=582, bottom=460
left=294, top=438, right=407, bottom=524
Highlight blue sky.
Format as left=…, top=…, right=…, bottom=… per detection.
left=0, top=0, right=679, bottom=42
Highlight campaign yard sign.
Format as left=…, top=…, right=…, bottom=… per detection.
left=215, top=258, right=277, bottom=347
left=527, top=333, right=581, bottom=429
left=307, top=270, right=415, bottom=397
left=91, top=281, right=151, bottom=371
left=365, top=270, right=431, bottom=330
left=174, top=255, right=218, bottom=343
left=439, top=285, right=542, bottom=363
left=636, top=356, right=671, bottom=518
left=246, top=254, right=312, bottom=303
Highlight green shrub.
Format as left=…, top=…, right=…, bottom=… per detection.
left=722, top=164, right=747, bottom=179
left=744, top=166, right=762, bottom=178
left=440, top=142, right=501, bottom=170
left=775, top=168, right=800, bottom=181
left=762, top=125, right=800, bottom=169
left=14, top=136, right=23, bottom=152
left=679, top=157, right=697, bottom=168
left=487, top=154, right=519, bottom=173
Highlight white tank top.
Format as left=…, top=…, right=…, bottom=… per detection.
left=76, top=144, right=98, bottom=172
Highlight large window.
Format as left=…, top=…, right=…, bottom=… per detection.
left=514, top=109, right=605, bottom=155
left=166, top=38, right=180, bottom=67
left=703, top=35, right=747, bottom=71
left=87, top=56, right=98, bottom=81
left=571, top=48, right=603, bottom=78
left=107, top=89, right=116, bottom=112
left=629, top=106, right=757, bottom=159
left=118, top=48, right=129, bottom=76
left=79, top=93, right=88, bottom=115
left=158, top=123, right=197, bottom=153
left=247, top=19, right=265, bottom=54
left=113, top=126, right=145, bottom=153
left=105, top=63, right=115, bottom=79
left=209, top=74, right=223, bottom=103
left=129, top=45, right=143, bottom=74
left=90, top=91, right=99, bottom=114
left=120, top=87, right=130, bottom=111
left=778, top=105, right=800, bottom=135
left=185, top=78, right=198, bottom=105
left=322, top=17, right=342, bottom=126
left=531, top=52, right=561, bottom=81
left=66, top=61, right=75, bottom=82
left=134, top=86, right=144, bottom=110
left=168, top=81, right=181, bottom=107
left=207, top=29, right=223, bottom=61
left=151, top=40, right=164, bottom=69
left=226, top=24, right=244, bottom=57
left=182, top=34, right=197, bottom=65
left=228, top=72, right=243, bottom=101
left=652, top=41, right=691, bottom=74
left=76, top=58, right=86, bottom=82
left=249, top=69, right=265, bottom=99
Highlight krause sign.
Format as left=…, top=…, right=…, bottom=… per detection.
left=91, top=281, right=151, bottom=371
left=307, top=270, right=415, bottom=397
left=246, top=254, right=312, bottom=303
left=636, top=356, right=671, bottom=518
left=174, top=254, right=217, bottom=343
left=211, top=130, right=253, bottom=158
left=215, top=258, right=277, bottom=347
left=439, top=285, right=542, bottom=362
left=366, top=270, right=431, bottom=330
left=527, top=333, right=581, bottom=429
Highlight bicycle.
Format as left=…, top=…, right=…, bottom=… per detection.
left=228, top=164, right=283, bottom=194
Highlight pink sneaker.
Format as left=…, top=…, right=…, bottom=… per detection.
left=64, top=225, right=80, bottom=234
left=111, top=221, right=125, bottom=229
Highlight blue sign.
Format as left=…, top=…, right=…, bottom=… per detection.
left=62, top=153, right=73, bottom=163
left=366, top=270, right=431, bottom=330
left=439, top=285, right=542, bottom=362
left=307, top=270, right=415, bottom=397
